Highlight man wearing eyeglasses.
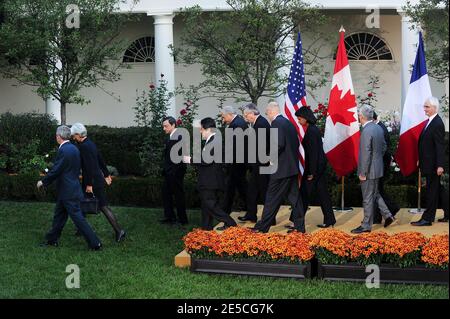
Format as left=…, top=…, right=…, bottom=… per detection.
left=411, top=97, right=449, bottom=226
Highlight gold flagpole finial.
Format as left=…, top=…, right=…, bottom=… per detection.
left=339, top=25, right=345, bottom=32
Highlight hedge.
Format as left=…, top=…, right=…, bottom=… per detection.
left=0, top=173, right=424, bottom=209
left=0, top=173, right=201, bottom=208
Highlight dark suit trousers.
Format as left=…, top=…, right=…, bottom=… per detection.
left=200, top=189, right=237, bottom=230
left=301, top=173, right=336, bottom=225
left=255, top=176, right=304, bottom=233
left=45, top=199, right=101, bottom=248
left=245, top=165, right=269, bottom=219
left=223, top=164, right=248, bottom=214
left=162, top=171, right=187, bottom=223
left=422, top=174, right=449, bottom=222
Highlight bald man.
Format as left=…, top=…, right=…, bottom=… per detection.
left=251, top=102, right=305, bottom=233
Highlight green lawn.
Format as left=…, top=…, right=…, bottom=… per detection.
left=0, top=201, right=448, bottom=299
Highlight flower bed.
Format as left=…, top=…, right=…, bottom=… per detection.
left=183, top=228, right=449, bottom=283
left=184, top=227, right=314, bottom=279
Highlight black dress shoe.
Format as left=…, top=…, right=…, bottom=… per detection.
left=39, top=241, right=58, bottom=247
left=391, top=207, right=400, bottom=216
left=351, top=226, right=371, bottom=234
left=237, top=216, right=257, bottom=223
left=317, top=223, right=335, bottom=228
left=373, top=220, right=382, bottom=225
left=438, top=217, right=449, bottom=222
left=115, top=230, right=126, bottom=242
left=216, top=225, right=233, bottom=231
left=411, top=219, right=432, bottom=226
left=159, top=218, right=176, bottom=225
left=90, top=243, right=102, bottom=251
left=384, top=216, right=395, bottom=228
left=287, top=228, right=305, bottom=234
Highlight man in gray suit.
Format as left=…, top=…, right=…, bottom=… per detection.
left=351, top=105, right=395, bottom=234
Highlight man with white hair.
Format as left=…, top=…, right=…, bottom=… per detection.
left=220, top=105, right=249, bottom=215
left=351, top=105, right=395, bottom=234
left=412, top=97, right=449, bottom=225
left=37, top=125, right=102, bottom=250
left=71, top=122, right=126, bottom=242
left=239, top=103, right=271, bottom=223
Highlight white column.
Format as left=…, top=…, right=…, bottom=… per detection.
left=276, top=30, right=295, bottom=110
left=152, top=13, right=176, bottom=117
left=45, top=58, right=62, bottom=124
left=398, top=10, right=419, bottom=109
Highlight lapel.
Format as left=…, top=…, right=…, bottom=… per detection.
left=420, top=115, right=437, bottom=139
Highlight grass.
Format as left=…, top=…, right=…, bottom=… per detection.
left=0, top=201, right=448, bottom=299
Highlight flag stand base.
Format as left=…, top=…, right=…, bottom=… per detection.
left=333, top=207, right=353, bottom=212
left=408, top=208, right=425, bottom=214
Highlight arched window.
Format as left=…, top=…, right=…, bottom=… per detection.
left=123, top=36, right=155, bottom=63
left=334, top=32, right=393, bottom=61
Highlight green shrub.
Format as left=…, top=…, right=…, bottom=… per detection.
left=0, top=113, right=58, bottom=174
left=86, top=125, right=145, bottom=176
left=0, top=173, right=200, bottom=208
left=0, top=112, right=57, bottom=153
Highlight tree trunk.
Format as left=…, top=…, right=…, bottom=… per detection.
left=60, top=102, right=66, bottom=125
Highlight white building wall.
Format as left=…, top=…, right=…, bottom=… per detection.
left=0, top=8, right=447, bottom=127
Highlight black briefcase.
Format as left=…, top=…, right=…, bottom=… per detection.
left=80, top=194, right=99, bottom=215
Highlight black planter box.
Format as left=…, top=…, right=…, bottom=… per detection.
left=318, top=262, right=449, bottom=285
left=191, top=258, right=312, bottom=280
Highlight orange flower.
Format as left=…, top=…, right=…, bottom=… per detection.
left=183, top=227, right=314, bottom=262
left=382, top=232, right=427, bottom=257
left=350, top=232, right=389, bottom=259
left=309, top=229, right=352, bottom=258
left=421, top=234, right=449, bottom=267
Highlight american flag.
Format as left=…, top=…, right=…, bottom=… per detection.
left=283, top=31, right=307, bottom=175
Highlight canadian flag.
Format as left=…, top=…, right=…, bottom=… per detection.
left=323, top=29, right=360, bottom=177
left=394, top=32, right=431, bottom=176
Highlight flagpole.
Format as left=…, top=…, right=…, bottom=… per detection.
left=409, top=169, right=425, bottom=214
left=333, top=176, right=353, bottom=212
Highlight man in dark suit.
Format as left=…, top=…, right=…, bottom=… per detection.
left=238, top=103, right=271, bottom=223
left=160, top=116, right=188, bottom=225
left=252, top=102, right=305, bottom=233
left=412, top=97, right=449, bottom=226
left=295, top=106, right=336, bottom=228
left=37, top=126, right=102, bottom=250
left=184, top=117, right=237, bottom=231
left=372, top=112, right=400, bottom=224
left=221, top=106, right=249, bottom=215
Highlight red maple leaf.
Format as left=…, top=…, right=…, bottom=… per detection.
left=327, top=85, right=357, bottom=126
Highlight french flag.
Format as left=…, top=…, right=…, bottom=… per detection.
left=394, top=32, right=432, bottom=176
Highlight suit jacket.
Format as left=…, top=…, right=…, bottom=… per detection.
left=195, top=134, right=225, bottom=190
left=77, top=138, right=110, bottom=189
left=302, top=124, right=327, bottom=177
left=377, top=121, right=391, bottom=168
left=227, top=115, right=249, bottom=164
left=163, top=131, right=187, bottom=176
left=250, top=115, right=271, bottom=166
left=357, top=121, right=386, bottom=180
left=419, top=114, right=446, bottom=175
left=42, top=142, right=83, bottom=201
left=270, top=114, right=300, bottom=179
